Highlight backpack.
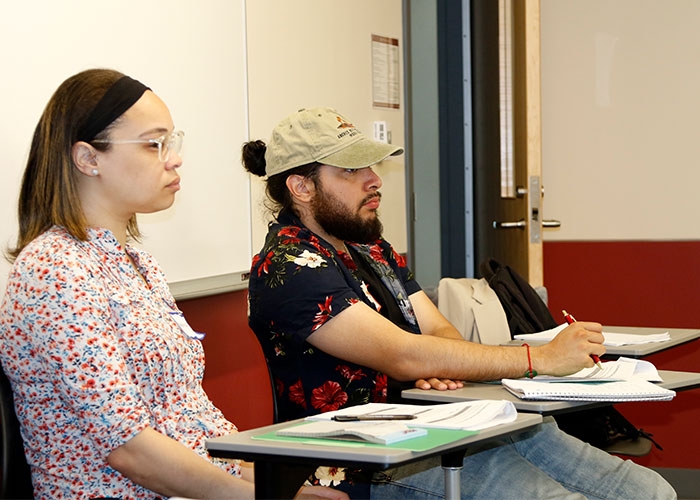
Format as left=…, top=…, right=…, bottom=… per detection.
left=479, top=258, right=558, bottom=338
left=478, top=258, right=661, bottom=454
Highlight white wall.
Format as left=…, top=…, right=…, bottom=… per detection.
left=541, top=0, right=700, bottom=241
left=0, top=0, right=407, bottom=298
left=0, top=0, right=250, bottom=297
left=245, top=0, right=407, bottom=254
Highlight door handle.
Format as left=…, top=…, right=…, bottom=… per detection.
left=493, top=220, right=526, bottom=229
left=493, top=219, right=561, bottom=230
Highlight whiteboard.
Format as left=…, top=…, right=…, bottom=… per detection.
left=0, top=0, right=251, bottom=298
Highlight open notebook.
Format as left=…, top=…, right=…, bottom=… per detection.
left=531, top=357, right=662, bottom=382
left=501, top=358, right=675, bottom=402
left=277, top=400, right=517, bottom=445
left=501, top=378, right=675, bottom=402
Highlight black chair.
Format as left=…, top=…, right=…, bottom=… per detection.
left=0, top=368, right=33, bottom=499
left=267, top=363, right=280, bottom=424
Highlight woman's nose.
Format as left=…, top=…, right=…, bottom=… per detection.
left=166, top=151, right=182, bottom=170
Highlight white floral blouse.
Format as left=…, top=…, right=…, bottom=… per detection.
left=0, top=226, right=239, bottom=499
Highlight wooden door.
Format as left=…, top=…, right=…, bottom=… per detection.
left=473, top=0, right=551, bottom=286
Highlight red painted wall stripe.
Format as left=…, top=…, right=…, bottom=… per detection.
left=545, top=240, right=700, bottom=468
left=178, top=291, right=274, bottom=431
left=544, top=240, right=700, bottom=329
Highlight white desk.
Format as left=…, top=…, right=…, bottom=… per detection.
left=401, top=370, right=700, bottom=415
left=508, top=326, right=700, bottom=358
left=206, top=413, right=543, bottom=499
left=602, top=327, right=700, bottom=357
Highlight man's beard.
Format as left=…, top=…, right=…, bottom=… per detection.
left=311, top=184, right=383, bottom=243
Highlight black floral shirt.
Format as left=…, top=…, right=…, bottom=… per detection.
left=247, top=210, right=422, bottom=497
left=248, top=209, right=422, bottom=422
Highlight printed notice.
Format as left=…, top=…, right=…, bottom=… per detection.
left=371, top=34, right=400, bottom=109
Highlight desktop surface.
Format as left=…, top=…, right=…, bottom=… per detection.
left=602, top=327, right=700, bottom=357
left=207, top=413, right=543, bottom=499
left=508, top=326, right=700, bottom=358
left=401, top=370, right=700, bottom=415
left=206, top=412, right=543, bottom=468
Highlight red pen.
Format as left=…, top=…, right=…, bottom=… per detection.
left=562, top=310, right=603, bottom=369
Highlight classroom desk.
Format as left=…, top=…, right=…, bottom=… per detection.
left=401, top=370, right=700, bottom=416
left=206, top=412, right=543, bottom=500
left=508, top=326, right=700, bottom=358
left=602, top=327, right=700, bottom=357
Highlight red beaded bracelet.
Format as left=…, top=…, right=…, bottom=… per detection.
left=523, top=343, right=537, bottom=378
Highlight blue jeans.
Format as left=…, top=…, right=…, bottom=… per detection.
left=370, top=417, right=676, bottom=500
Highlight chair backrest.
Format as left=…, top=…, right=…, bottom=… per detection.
left=0, top=368, right=33, bottom=499
left=267, top=362, right=280, bottom=424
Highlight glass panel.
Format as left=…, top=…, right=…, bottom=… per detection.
left=499, top=0, right=515, bottom=198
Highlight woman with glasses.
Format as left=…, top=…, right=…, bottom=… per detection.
left=0, top=68, right=346, bottom=500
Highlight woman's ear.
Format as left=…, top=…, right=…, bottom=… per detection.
left=285, top=174, right=315, bottom=203
left=71, top=141, right=100, bottom=177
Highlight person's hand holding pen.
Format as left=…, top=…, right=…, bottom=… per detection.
left=529, top=315, right=606, bottom=377
left=563, top=310, right=603, bottom=369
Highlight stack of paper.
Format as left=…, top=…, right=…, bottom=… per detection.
left=276, top=400, right=518, bottom=445
left=599, top=331, right=670, bottom=346
left=277, top=421, right=427, bottom=445
left=308, top=400, right=517, bottom=431
left=501, top=357, right=675, bottom=402
left=534, top=357, right=662, bottom=382
left=514, top=324, right=671, bottom=346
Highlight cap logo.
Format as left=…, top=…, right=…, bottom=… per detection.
left=336, top=116, right=354, bottom=129
left=335, top=115, right=359, bottom=140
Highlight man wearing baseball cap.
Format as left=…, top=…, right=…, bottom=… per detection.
left=241, top=107, right=674, bottom=499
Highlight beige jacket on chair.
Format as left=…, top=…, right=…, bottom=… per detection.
left=437, top=277, right=512, bottom=345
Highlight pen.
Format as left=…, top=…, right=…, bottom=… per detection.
left=562, top=310, right=603, bottom=369
left=332, top=414, right=417, bottom=422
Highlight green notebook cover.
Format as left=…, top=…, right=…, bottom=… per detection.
left=253, top=423, right=477, bottom=452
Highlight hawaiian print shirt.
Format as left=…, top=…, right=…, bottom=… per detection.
left=0, top=226, right=239, bottom=499
left=248, top=210, right=422, bottom=497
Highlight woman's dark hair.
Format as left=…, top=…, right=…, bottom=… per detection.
left=7, top=68, right=141, bottom=261
left=241, top=139, right=320, bottom=216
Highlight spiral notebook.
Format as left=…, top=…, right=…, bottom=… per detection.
left=501, top=378, right=675, bottom=402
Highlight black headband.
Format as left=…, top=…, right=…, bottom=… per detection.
left=78, top=75, right=150, bottom=142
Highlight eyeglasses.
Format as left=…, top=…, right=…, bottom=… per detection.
left=92, top=130, right=184, bottom=162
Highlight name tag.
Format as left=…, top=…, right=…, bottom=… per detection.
left=169, top=311, right=206, bottom=340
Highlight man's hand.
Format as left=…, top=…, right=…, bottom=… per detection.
left=414, top=378, right=464, bottom=391
left=533, top=321, right=605, bottom=376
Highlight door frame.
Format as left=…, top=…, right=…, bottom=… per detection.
left=437, top=0, right=543, bottom=285
left=437, top=0, right=474, bottom=279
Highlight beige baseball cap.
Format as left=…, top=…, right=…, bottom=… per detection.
left=264, top=107, right=404, bottom=177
